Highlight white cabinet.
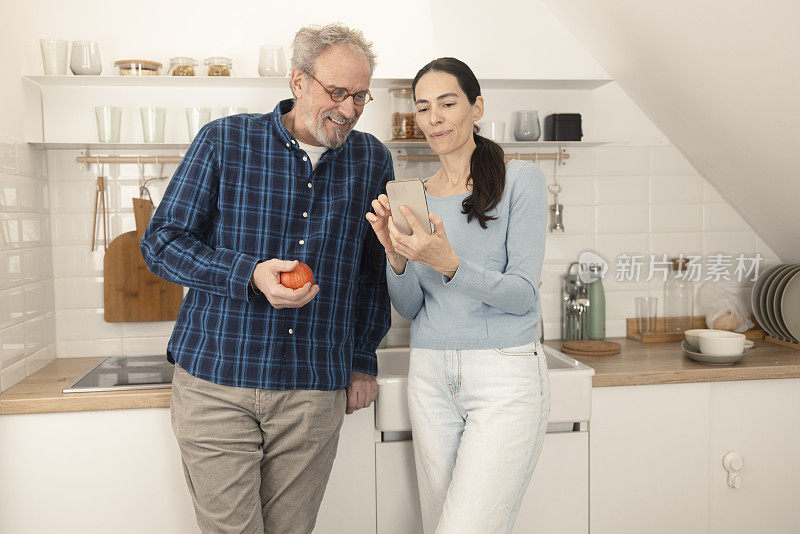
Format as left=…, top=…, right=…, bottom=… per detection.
left=0, top=405, right=375, bottom=534
left=589, top=378, right=800, bottom=534
left=589, top=383, right=711, bottom=534
left=376, top=431, right=589, bottom=534
left=708, top=379, right=800, bottom=534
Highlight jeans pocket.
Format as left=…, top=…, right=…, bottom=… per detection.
left=493, top=340, right=539, bottom=356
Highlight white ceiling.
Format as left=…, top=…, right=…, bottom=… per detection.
left=543, top=0, right=800, bottom=262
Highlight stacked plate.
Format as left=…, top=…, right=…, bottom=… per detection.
left=751, top=263, right=800, bottom=343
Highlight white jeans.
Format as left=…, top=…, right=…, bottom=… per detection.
left=407, top=339, right=550, bottom=534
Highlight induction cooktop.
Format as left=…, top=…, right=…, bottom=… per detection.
left=62, top=355, right=173, bottom=394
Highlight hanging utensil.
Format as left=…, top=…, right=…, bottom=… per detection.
left=90, top=159, right=109, bottom=251
left=549, top=149, right=565, bottom=232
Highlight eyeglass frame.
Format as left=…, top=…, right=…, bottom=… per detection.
left=304, top=70, right=373, bottom=106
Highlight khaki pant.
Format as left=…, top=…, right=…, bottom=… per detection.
left=170, top=363, right=346, bottom=534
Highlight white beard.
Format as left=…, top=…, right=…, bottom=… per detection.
left=301, top=91, right=356, bottom=149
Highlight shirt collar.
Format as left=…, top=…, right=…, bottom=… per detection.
left=270, top=98, right=350, bottom=158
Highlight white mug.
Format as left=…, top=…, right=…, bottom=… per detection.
left=70, top=41, right=102, bottom=75
left=481, top=121, right=506, bottom=142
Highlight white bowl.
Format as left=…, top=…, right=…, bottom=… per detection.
left=684, top=329, right=728, bottom=350
left=697, top=331, right=746, bottom=356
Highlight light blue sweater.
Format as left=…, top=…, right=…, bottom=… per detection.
left=386, top=159, right=547, bottom=350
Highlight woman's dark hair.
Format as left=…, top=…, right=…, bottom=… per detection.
left=411, top=57, right=506, bottom=229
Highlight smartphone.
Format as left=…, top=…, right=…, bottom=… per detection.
left=385, top=179, right=432, bottom=235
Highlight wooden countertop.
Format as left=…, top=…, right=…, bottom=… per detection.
left=0, top=357, right=171, bottom=415
left=2, top=338, right=800, bottom=415
left=545, top=337, right=800, bottom=387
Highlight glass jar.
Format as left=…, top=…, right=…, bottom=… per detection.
left=664, top=257, right=694, bottom=333
left=389, top=86, right=424, bottom=140
left=114, top=59, right=162, bottom=76
left=168, top=56, right=197, bottom=76
left=204, top=57, right=233, bottom=76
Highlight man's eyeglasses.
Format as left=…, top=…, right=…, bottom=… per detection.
left=305, top=71, right=373, bottom=106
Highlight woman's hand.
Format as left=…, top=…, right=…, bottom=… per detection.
left=365, top=194, right=395, bottom=254
left=388, top=205, right=461, bottom=278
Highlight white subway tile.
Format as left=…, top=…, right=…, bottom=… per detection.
left=54, top=277, right=104, bottom=309
left=0, top=358, right=26, bottom=392
left=57, top=308, right=121, bottom=341
left=47, top=149, right=94, bottom=182
left=24, top=279, right=54, bottom=317
left=556, top=176, right=596, bottom=205
left=652, top=204, right=703, bottom=232
left=604, top=290, right=644, bottom=321
left=121, top=336, right=171, bottom=356
left=1, top=321, right=25, bottom=369
left=597, top=176, right=649, bottom=204
left=120, top=321, right=176, bottom=338
left=0, top=250, right=22, bottom=289
left=561, top=205, right=595, bottom=234
left=52, top=246, right=104, bottom=277
left=15, top=143, right=47, bottom=179
left=0, top=173, right=18, bottom=210
left=0, top=213, right=20, bottom=249
left=703, top=182, right=725, bottom=203
left=704, top=203, right=750, bottom=232
left=649, top=233, right=704, bottom=258
left=649, top=146, right=694, bottom=174
left=704, top=232, right=757, bottom=256
left=49, top=180, right=98, bottom=212
left=595, top=147, right=649, bottom=175
left=18, top=177, right=48, bottom=211
left=21, top=247, right=53, bottom=282
left=596, top=234, right=650, bottom=271
left=0, top=287, right=25, bottom=328
left=754, top=236, right=781, bottom=264
left=651, top=175, right=703, bottom=203
left=51, top=213, right=96, bottom=245
left=20, top=213, right=49, bottom=246
left=24, top=311, right=55, bottom=354
left=540, top=262, right=567, bottom=295
left=58, top=338, right=123, bottom=358
left=539, top=292, right=561, bottom=327
left=557, top=147, right=595, bottom=176
left=597, top=205, right=649, bottom=234
left=543, top=233, right=596, bottom=262
left=26, top=343, right=56, bottom=375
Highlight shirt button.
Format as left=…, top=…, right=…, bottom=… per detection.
left=288, top=328, right=293, bottom=335
left=302, top=212, right=308, bottom=218
left=302, top=156, right=308, bottom=162
left=291, top=140, right=296, bottom=144
left=285, top=143, right=290, bottom=148
left=298, top=240, right=305, bottom=245
left=307, top=183, right=312, bottom=188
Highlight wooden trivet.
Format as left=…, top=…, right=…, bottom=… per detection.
left=561, top=340, right=622, bottom=357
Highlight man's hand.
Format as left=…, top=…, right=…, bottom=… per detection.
left=252, top=259, right=320, bottom=309
left=346, top=371, right=378, bottom=415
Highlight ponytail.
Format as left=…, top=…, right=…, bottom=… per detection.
left=462, top=132, right=506, bottom=229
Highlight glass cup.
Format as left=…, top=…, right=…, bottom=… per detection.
left=480, top=121, right=506, bottom=142
left=140, top=107, right=166, bottom=143
left=635, top=297, right=658, bottom=334
left=512, top=110, right=541, bottom=141
left=94, top=106, right=122, bottom=142
left=221, top=107, right=247, bottom=117
left=258, top=45, right=286, bottom=77
left=185, top=107, right=212, bottom=141
left=70, top=41, right=102, bottom=75
left=40, top=38, right=68, bottom=75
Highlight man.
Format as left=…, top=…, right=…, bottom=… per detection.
left=140, top=23, right=393, bottom=534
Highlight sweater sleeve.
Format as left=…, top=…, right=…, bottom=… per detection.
left=386, top=260, right=425, bottom=320
left=441, top=162, right=547, bottom=315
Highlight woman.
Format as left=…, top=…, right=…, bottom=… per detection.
left=365, top=57, right=550, bottom=533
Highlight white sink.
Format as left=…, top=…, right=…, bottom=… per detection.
left=375, top=345, right=596, bottom=432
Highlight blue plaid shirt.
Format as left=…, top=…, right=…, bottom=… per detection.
left=141, top=99, right=394, bottom=390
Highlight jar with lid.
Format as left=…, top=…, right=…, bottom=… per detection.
left=204, top=57, right=233, bottom=76
left=168, top=57, right=197, bottom=76
left=664, top=257, right=694, bottom=332
left=115, top=59, right=162, bottom=76
left=389, top=86, right=424, bottom=140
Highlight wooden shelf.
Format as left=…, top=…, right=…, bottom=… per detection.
left=24, top=75, right=613, bottom=91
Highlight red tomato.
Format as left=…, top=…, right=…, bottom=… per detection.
left=280, top=262, right=315, bottom=290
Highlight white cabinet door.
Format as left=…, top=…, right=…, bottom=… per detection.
left=375, top=440, right=424, bottom=534
left=376, top=432, right=588, bottom=534
left=708, top=378, right=800, bottom=534
left=513, top=431, right=589, bottom=534
left=315, top=405, right=377, bottom=534
left=590, top=383, right=711, bottom=534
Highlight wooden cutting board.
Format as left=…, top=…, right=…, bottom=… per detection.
left=103, top=198, right=183, bottom=322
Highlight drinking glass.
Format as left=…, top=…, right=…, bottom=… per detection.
left=140, top=107, right=166, bottom=143
left=185, top=107, right=212, bottom=141
left=636, top=297, right=658, bottom=334
left=94, top=106, right=122, bottom=142
left=258, top=45, right=286, bottom=77
left=40, top=38, right=68, bottom=75
left=512, top=110, right=541, bottom=141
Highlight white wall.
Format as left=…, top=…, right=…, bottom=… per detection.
left=542, top=0, right=800, bottom=263
left=0, top=0, right=782, bottom=385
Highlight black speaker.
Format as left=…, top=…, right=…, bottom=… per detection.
left=544, top=114, right=583, bottom=141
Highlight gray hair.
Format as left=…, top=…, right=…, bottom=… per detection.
left=291, top=23, right=377, bottom=76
